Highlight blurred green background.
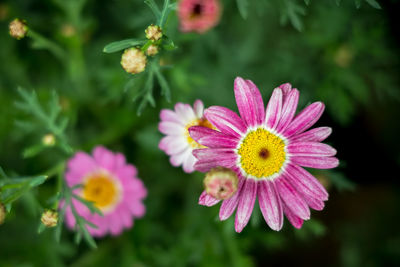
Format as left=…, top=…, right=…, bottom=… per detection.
left=1, top=0, right=400, bottom=266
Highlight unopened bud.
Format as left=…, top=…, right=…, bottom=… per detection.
left=0, top=203, right=6, bottom=225
left=42, top=134, right=56, bottom=146
left=9, top=18, right=28, bottom=40
left=145, top=24, right=162, bottom=41
left=60, top=24, right=76, bottom=37
left=204, top=167, right=238, bottom=200
left=121, top=48, right=147, bottom=74
left=146, top=44, right=159, bottom=56
left=41, top=209, right=58, bottom=228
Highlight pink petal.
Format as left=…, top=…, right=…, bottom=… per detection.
left=204, top=106, right=247, bottom=138
left=235, top=179, right=257, bottom=233
left=193, top=99, right=204, bottom=118
left=93, top=146, right=117, bottom=172
left=109, top=212, right=124, bottom=236
left=192, top=148, right=237, bottom=172
left=160, top=109, right=184, bottom=125
left=66, top=152, right=97, bottom=178
left=288, top=142, right=337, bottom=157
left=265, top=88, right=283, bottom=130
left=284, top=102, right=325, bottom=137
left=219, top=178, right=245, bottom=220
left=276, top=89, right=299, bottom=133
left=246, top=79, right=265, bottom=125
left=279, top=83, right=292, bottom=100
left=169, top=148, right=191, bottom=167
left=234, top=77, right=264, bottom=127
left=275, top=177, right=310, bottom=220
left=258, top=180, right=283, bottom=231
left=159, top=136, right=187, bottom=155
left=158, top=121, right=184, bottom=135
left=283, top=203, right=304, bottom=229
left=189, top=126, right=238, bottom=149
left=285, top=164, right=328, bottom=201
left=291, top=156, right=339, bottom=169
left=199, top=190, right=220, bottom=207
left=182, top=153, right=196, bottom=173
left=291, top=127, right=332, bottom=142
left=175, top=103, right=196, bottom=123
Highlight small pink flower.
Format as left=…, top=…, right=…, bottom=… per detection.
left=190, top=77, right=338, bottom=233
left=159, top=100, right=214, bottom=173
left=63, top=146, right=147, bottom=237
left=178, top=0, right=221, bottom=33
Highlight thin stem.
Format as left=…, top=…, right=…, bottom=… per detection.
left=27, top=30, right=67, bottom=62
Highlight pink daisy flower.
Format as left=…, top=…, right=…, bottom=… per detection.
left=189, top=77, right=339, bottom=233
left=159, top=100, right=214, bottom=173
left=64, top=146, right=147, bottom=237
left=178, top=0, right=221, bottom=33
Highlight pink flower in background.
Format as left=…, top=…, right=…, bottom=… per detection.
left=189, top=77, right=338, bottom=232
left=178, top=0, right=221, bottom=33
left=64, top=146, right=147, bottom=237
left=159, top=100, right=214, bottom=173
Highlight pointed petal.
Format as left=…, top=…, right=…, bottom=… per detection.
left=288, top=142, right=337, bottom=157
left=175, top=103, right=196, bottom=123
left=235, top=179, right=257, bottom=233
left=279, top=83, right=292, bottom=99
left=219, top=178, right=245, bottom=220
left=182, top=154, right=196, bottom=173
left=291, top=156, right=339, bottom=169
left=265, top=88, right=283, bottom=130
left=276, top=89, right=299, bottom=133
left=199, top=191, right=220, bottom=207
left=275, top=177, right=310, bottom=220
left=291, top=127, right=332, bottom=143
left=258, top=180, right=283, bottom=231
left=160, top=109, right=185, bottom=125
left=284, top=102, right=325, bottom=137
left=234, top=77, right=264, bottom=127
left=246, top=79, right=265, bottom=125
left=204, top=106, right=247, bottom=138
left=193, top=148, right=237, bottom=172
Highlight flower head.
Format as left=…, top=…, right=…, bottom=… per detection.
left=121, top=48, right=147, bottom=74
left=178, top=0, right=221, bottom=33
left=9, top=18, right=28, bottom=39
left=63, top=146, right=147, bottom=237
left=159, top=100, right=214, bottom=173
left=145, top=24, right=162, bottom=41
left=146, top=44, right=159, bottom=56
left=203, top=167, right=238, bottom=200
left=41, top=209, right=58, bottom=228
left=190, top=77, right=338, bottom=232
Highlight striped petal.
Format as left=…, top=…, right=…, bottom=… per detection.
left=246, top=79, right=265, bottom=125
left=283, top=203, right=304, bottom=229
left=291, top=127, right=332, bottom=142
left=199, top=191, right=220, bottom=207
left=276, top=88, right=299, bottom=133
left=258, top=180, right=283, bottom=231
left=288, top=142, right=337, bottom=157
left=189, top=126, right=239, bottom=149
left=235, top=179, right=257, bottom=233
left=291, top=156, right=339, bottom=169
left=204, top=106, right=247, bottom=138
left=275, top=177, right=310, bottom=220
left=265, top=88, right=283, bottom=130
left=219, top=178, right=245, bottom=220
left=284, top=102, right=325, bottom=137
left=285, top=163, right=328, bottom=201
left=193, top=148, right=237, bottom=172
left=234, top=77, right=264, bottom=127
left=193, top=99, right=204, bottom=118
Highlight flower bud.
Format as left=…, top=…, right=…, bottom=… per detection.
left=0, top=203, right=6, bottom=225
left=42, top=134, right=56, bottom=146
left=9, top=18, right=28, bottom=40
left=121, top=48, right=147, bottom=74
left=145, top=24, right=162, bottom=41
left=41, top=209, right=58, bottom=228
left=204, top=167, right=238, bottom=200
left=146, top=44, right=159, bottom=56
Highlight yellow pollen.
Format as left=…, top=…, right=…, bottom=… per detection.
left=237, top=128, right=286, bottom=179
left=82, top=172, right=120, bottom=210
left=185, top=117, right=214, bottom=148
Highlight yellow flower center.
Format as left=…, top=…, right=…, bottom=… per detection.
left=237, top=128, right=286, bottom=179
left=82, top=171, right=121, bottom=211
left=185, top=118, right=214, bottom=148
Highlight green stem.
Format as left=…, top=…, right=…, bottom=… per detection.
left=27, top=30, right=67, bottom=62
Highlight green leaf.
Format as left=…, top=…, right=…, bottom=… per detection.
left=154, top=67, right=171, bottom=102
left=38, top=223, right=46, bottom=234
left=304, top=0, right=310, bottom=5
left=329, top=172, right=356, bottom=192
left=144, top=0, right=161, bottom=19
left=236, top=0, right=249, bottom=19
left=355, top=0, right=362, bottom=8
left=365, top=0, right=381, bottom=9
left=103, top=38, right=147, bottom=53
left=158, top=0, right=171, bottom=27
left=23, top=144, right=45, bottom=158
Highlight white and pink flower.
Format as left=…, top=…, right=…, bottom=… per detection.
left=178, top=0, right=221, bottom=33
